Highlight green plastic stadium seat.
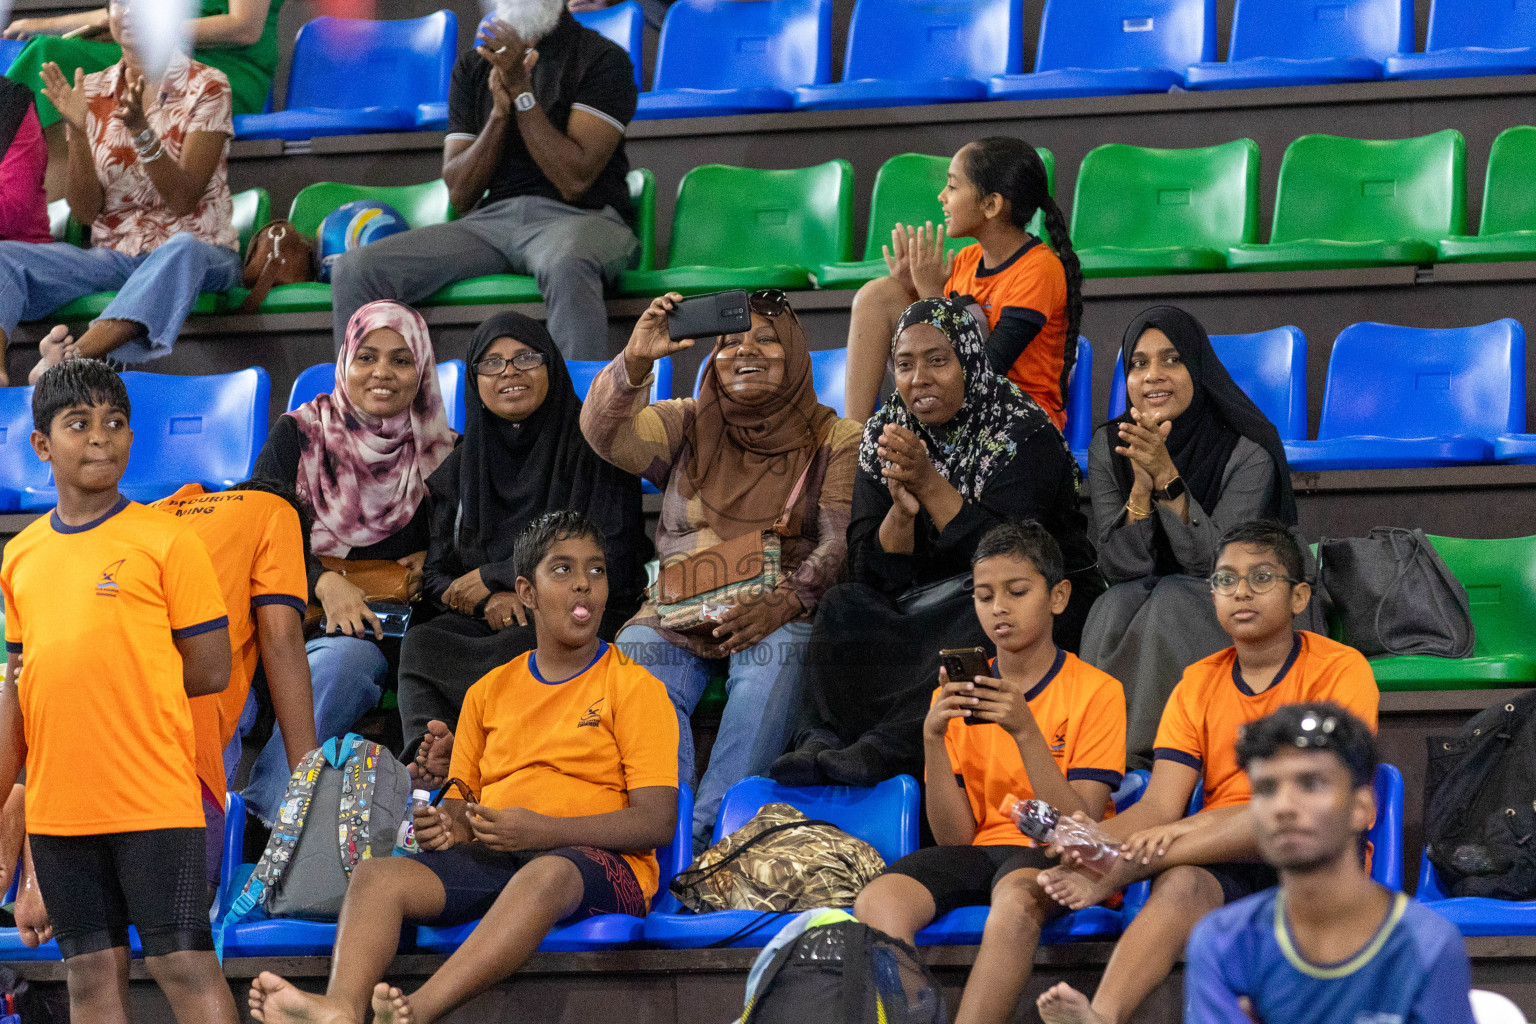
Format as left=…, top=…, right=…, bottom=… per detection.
left=46, top=199, right=85, bottom=247
left=49, top=290, right=222, bottom=321
left=425, top=169, right=657, bottom=307
left=621, top=160, right=854, bottom=296
left=232, top=187, right=271, bottom=257
left=1438, top=126, right=1536, bottom=264
left=812, top=150, right=1053, bottom=290
left=1227, top=130, right=1465, bottom=272
left=1073, top=139, right=1259, bottom=278
left=222, top=179, right=455, bottom=314
left=1368, top=534, right=1536, bottom=691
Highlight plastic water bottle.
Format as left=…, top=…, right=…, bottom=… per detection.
left=1001, top=794, right=1121, bottom=876
left=393, top=789, right=433, bottom=856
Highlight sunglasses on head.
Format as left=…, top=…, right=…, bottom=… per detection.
left=748, top=289, right=791, bottom=318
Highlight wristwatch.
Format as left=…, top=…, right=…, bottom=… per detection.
left=1152, top=476, right=1187, bottom=503
left=514, top=91, right=537, bottom=112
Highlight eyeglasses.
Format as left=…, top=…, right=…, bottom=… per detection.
left=749, top=289, right=791, bottom=318
left=473, top=351, right=547, bottom=376
left=1208, top=567, right=1299, bottom=595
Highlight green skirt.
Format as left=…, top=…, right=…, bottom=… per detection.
left=5, top=35, right=273, bottom=128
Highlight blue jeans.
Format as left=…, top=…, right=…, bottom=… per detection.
left=0, top=236, right=241, bottom=359
left=235, top=635, right=387, bottom=824
left=617, top=622, right=813, bottom=851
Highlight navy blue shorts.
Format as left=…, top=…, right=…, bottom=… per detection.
left=413, top=844, right=648, bottom=927
left=1200, top=861, right=1279, bottom=905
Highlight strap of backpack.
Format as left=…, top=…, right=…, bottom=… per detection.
left=216, top=745, right=329, bottom=961
left=337, top=736, right=383, bottom=875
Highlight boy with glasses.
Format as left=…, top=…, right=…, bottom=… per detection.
left=1034, top=520, right=1379, bottom=1024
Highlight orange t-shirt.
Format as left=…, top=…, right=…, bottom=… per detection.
left=1, top=498, right=228, bottom=835
left=940, top=649, right=1127, bottom=847
left=946, top=238, right=1069, bottom=431
left=152, top=484, right=308, bottom=799
left=448, top=642, right=679, bottom=902
left=1153, top=631, right=1380, bottom=811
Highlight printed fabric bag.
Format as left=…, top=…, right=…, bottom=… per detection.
left=217, top=734, right=411, bottom=957
left=1318, top=527, right=1475, bottom=658
left=670, top=803, right=885, bottom=914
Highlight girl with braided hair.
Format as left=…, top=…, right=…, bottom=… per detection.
left=843, top=137, right=1084, bottom=434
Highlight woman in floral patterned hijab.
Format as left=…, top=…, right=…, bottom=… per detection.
left=771, top=298, right=1102, bottom=789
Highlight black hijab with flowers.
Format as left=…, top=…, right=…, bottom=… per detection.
left=857, top=298, right=1073, bottom=503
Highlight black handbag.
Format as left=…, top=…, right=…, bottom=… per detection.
left=895, top=572, right=973, bottom=617
left=1319, top=527, right=1474, bottom=659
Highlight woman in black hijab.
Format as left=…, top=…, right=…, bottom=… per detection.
left=396, top=311, right=648, bottom=755
left=1080, top=305, right=1319, bottom=767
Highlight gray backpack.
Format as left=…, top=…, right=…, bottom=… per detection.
left=219, top=734, right=411, bottom=954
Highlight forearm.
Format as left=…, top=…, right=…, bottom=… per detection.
left=63, top=127, right=103, bottom=224
left=878, top=508, right=915, bottom=555
left=923, top=739, right=975, bottom=846
left=1012, top=721, right=1091, bottom=819
left=515, top=108, right=601, bottom=202
left=917, top=476, right=965, bottom=534
left=0, top=666, right=25, bottom=798
left=141, top=150, right=211, bottom=217
left=189, top=3, right=268, bottom=47
left=530, top=802, right=673, bottom=852
left=444, top=119, right=508, bottom=214
left=1157, top=805, right=1259, bottom=869
left=258, top=610, right=317, bottom=768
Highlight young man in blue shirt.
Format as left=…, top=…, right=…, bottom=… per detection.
left=1183, top=703, right=1474, bottom=1024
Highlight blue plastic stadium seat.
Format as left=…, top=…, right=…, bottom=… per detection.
left=1417, top=841, right=1536, bottom=936
left=916, top=768, right=1147, bottom=946
left=0, top=386, right=47, bottom=513
left=1283, top=319, right=1523, bottom=471
left=1385, top=0, right=1536, bottom=81
left=1109, top=327, right=1309, bottom=440
left=286, top=361, right=467, bottom=434
left=635, top=0, right=832, bottom=119
left=988, top=0, right=1215, bottom=101
left=1065, top=336, right=1093, bottom=469
left=643, top=775, right=920, bottom=948
left=793, top=0, right=1022, bottom=111
left=569, top=357, right=669, bottom=494
left=1183, top=0, right=1409, bottom=91
left=0, top=38, right=26, bottom=75
left=575, top=0, right=645, bottom=88
left=112, top=369, right=269, bottom=505
left=691, top=349, right=847, bottom=418
left=234, top=12, right=457, bottom=141
left=416, top=785, right=694, bottom=953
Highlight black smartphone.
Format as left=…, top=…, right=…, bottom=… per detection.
left=940, top=647, right=995, bottom=725
left=667, top=289, right=752, bottom=341
left=320, top=601, right=412, bottom=639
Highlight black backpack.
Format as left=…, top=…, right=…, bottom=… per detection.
left=1425, top=691, right=1536, bottom=899
left=739, top=911, right=945, bottom=1024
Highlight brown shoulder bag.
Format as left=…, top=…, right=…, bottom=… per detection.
left=238, top=220, right=316, bottom=314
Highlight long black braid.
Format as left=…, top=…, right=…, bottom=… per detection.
left=962, top=136, right=1085, bottom=405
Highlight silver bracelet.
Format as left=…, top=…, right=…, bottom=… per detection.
left=132, top=129, right=159, bottom=156
left=138, top=140, right=165, bottom=164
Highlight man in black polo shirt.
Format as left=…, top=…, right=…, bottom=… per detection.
left=330, top=0, right=638, bottom=361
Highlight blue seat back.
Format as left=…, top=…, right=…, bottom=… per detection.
left=0, top=386, right=49, bottom=503
left=0, top=38, right=26, bottom=75
left=1065, top=336, right=1094, bottom=455
left=574, top=1, right=645, bottom=87
left=1423, top=0, right=1536, bottom=51
left=840, top=0, right=1023, bottom=82
left=713, top=775, right=920, bottom=865
left=118, top=369, right=270, bottom=492
left=569, top=357, right=672, bottom=405
left=1035, top=0, right=1215, bottom=74
left=287, top=361, right=468, bottom=433
left=652, top=0, right=834, bottom=91
left=285, top=11, right=457, bottom=113
left=1109, top=327, right=1309, bottom=441
left=1316, top=319, right=1526, bottom=441
left=691, top=348, right=847, bottom=418
left=1371, top=762, right=1404, bottom=890
left=1225, top=0, right=1411, bottom=62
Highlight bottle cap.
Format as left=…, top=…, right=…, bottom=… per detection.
left=412, top=789, right=432, bottom=800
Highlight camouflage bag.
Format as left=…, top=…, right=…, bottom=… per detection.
left=671, top=803, right=886, bottom=913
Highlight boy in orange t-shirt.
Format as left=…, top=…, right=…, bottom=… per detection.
left=0, top=361, right=238, bottom=1023
left=249, top=511, right=679, bottom=1024
left=1033, top=521, right=1379, bottom=1024
left=854, top=521, right=1126, bottom=1024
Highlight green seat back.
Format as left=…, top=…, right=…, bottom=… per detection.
left=1426, top=534, right=1536, bottom=660
left=287, top=179, right=454, bottom=239
left=231, top=187, right=271, bottom=256
left=1267, top=131, right=1465, bottom=245
left=1476, top=126, right=1536, bottom=237
left=47, top=199, right=86, bottom=247
left=627, top=168, right=657, bottom=272
left=1071, top=139, right=1260, bottom=251
left=664, top=160, right=855, bottom=270
left=860, top=150, right=1055, bottom=260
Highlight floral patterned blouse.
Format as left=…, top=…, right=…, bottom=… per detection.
left=83, top=54, right=236, bottom=256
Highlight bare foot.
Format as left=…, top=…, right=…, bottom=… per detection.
left=371, top=983, right=414, bottom=1024
left=28, top=325, right=77, bottom=384
left=248, top=971, right=357, bottom=1024
left=1037, top=853, right=1139, bottom=911
left=1037, top=982, right=1108, bottom=1024
left=409, top=720, right=454, bottom=788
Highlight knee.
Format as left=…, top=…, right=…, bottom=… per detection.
left=144, top=949, right=218, bottom=991
left=989, top=872, right=1050, bottom=930
left=147, top=232, right=204, bottom=267
left=528, top=245, right=601, bottom=287
left=65, top=949, right=125, bottom=1002
left=510, top=855, right=583, bottom=910
left=1150, top=865, right=1222, bottom=908
left=347, top=855, right=412, bottom=897
left=852, top=876, right=902, bottom=928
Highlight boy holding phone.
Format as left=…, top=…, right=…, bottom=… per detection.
left=854, top=521, right=1126, bottom=1024
left=1035, top=521, right=1379, bottom=1024
left=248, top=511, right=679, bottom=1024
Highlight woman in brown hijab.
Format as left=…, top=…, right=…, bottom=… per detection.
left=582, top=290, right=862, bottom=851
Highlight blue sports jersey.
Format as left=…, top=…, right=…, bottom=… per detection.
left=1185, top=888, right=1474, bottom=1024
